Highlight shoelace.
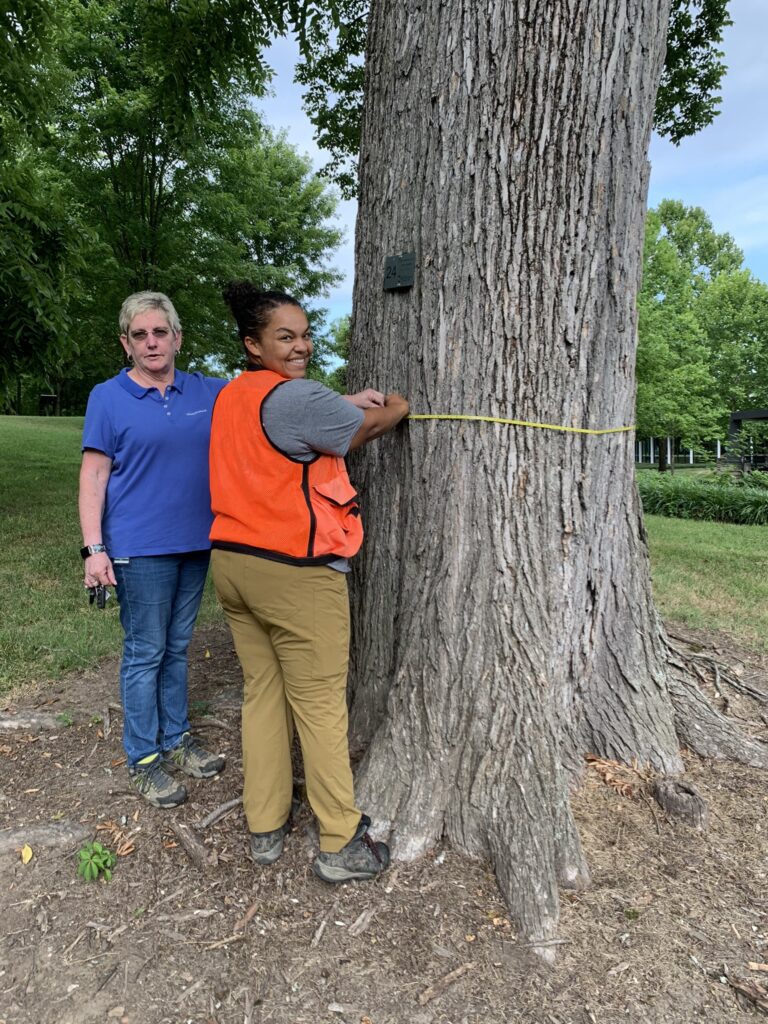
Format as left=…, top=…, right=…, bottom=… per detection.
left=134, top=759, right=168, bottom=792
left=182, top=736, right=206, bottom=758
left=361, top=831, right=383, bottom=865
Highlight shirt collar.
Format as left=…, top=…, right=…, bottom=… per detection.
left=116, top=367, right=186, bottom=398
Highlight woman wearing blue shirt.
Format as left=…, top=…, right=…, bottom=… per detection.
left=79, top=292, right=227, bottom=808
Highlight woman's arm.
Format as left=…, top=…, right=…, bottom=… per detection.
left=348, top=393, right=409, bottom=450
left=79, top=449, right=117, bottom=587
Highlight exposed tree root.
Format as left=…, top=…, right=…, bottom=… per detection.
left=666, top=647, right=768, bottom=770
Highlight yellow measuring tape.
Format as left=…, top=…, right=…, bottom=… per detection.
left=408, top=413, right=634, bottom=436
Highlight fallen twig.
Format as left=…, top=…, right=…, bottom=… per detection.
left=168, top=820, right=218, bottom=870
left=348, top=908, right=376, bottom=937
left=234, top=893, right=261, bottom=933
left=155, top=909, right=219, bottom=924
left=201, top=933, right=246, bottom=950
left=94, top=964, right=119, bottom=994
left=418, top=962, right=477, bottom=1006
left=728, top=975, right=768, bottom=1013
left=178, top=977, right=207, bottom=1004
left=61, top=929, right=87, bottom=960
left=198, top=797, right=242, bottom=830
left=640, top=792, right=662, bottom=836
left=311, top=918, right=327, bottom=948
left=311, top=898, right=339, bottom=948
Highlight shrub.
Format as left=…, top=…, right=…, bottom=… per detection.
left=637, top=473, right=768, bottom=525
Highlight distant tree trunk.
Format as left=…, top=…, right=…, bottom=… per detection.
left=347, top=0, right=766, bottom=952
left=658, top=438, right=669, bottom=472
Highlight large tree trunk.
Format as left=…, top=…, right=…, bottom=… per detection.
left=346, top=0, right=760, bottom=951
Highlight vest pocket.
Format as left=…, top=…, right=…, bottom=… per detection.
left=312, top=477, right=358, bottom=509
left=311, top=479, right=363, bottom=555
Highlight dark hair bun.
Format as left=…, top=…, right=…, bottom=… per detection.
left=222, top=281, right=262, bottom=319
left=222, top=281, right=302, bottom=347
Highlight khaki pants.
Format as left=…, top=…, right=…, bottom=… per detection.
left=211, top=549, right=361, bottom=852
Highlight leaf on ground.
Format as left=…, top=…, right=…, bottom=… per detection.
left=20, top=843, right=33, bottom=864
left=584, top=754, right=654, bottom=797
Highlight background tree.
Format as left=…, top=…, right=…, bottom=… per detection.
left=344, top=0, right=765, bottom=954
left=323, top=316, right=351, bottom=393
left=636, top=206, right=727, bottom=467
left=635, top=201, right=768, bottom=465
left=4, top=0, right=345, bottom=411
left=0, top=1, right=90, bottom=405
left=696, top=269, right=768, bottom=412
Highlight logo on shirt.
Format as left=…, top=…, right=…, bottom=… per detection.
left=186, top=409, right=209, bottom=416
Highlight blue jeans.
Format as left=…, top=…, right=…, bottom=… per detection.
left=114, top=552, right=210, bottom=765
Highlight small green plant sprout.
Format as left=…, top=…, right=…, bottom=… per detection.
left=56, top=711, right=74, bottom=727
left=77, top=841, right=117, bottom=882
left=88, top=714, right=103, bottom=727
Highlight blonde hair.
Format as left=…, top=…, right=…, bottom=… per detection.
left=119, top=291, right=181, bottom=335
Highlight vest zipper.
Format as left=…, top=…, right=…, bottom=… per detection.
left=301, top=464, right=317, bottom=557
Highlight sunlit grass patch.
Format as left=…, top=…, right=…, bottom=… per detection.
left=644, top=513, right=768, bottom=650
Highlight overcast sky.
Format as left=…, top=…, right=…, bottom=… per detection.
left=257, top=0, right=768, bottom=325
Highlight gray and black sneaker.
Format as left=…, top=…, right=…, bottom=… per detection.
left=250, top=819, right=291, bottom=866
left=312, top=815, right=390, bottom=883
left=128, top=756, right=187, bottom=808
left=164, top=732, right=225, bottom=779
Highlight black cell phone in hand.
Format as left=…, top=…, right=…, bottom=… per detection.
left=88, top=584, right=110, bottom=609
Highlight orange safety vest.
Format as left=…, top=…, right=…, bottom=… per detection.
left=209, top=370, right=363, bottom=565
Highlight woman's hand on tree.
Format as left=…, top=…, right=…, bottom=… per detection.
left=349, top=392, right=410, bottom=449
left=345, top=388, right=386, bottom=409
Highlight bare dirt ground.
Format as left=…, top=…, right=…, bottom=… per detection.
left=1, top=622, right=766, bottom=1024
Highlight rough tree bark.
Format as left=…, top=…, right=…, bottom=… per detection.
left=346, top=0, right=766, bottom=952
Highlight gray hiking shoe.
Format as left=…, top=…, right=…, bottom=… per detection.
left=164, top=732, right=225, bottom=779
left=128, top=756, right=187, bottom=808
left=312, top=815, right=390, bottom=883
left=249, top=819, right=291, bottom=866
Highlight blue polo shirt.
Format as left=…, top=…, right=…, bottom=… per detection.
left=82, top=368, right=227, bottom=557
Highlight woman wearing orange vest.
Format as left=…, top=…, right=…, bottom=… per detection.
left=210, top=282, right=409, bottom=883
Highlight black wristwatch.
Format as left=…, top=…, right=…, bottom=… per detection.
left=80, top=544, right=107, bottom=559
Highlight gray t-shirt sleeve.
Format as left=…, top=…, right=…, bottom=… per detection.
left=261, top=379, right=364, bottom=461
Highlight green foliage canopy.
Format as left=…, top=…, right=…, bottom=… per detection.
left=292, top=0, right=733, bottom=197
left=3, top=0, right=345, bottom=409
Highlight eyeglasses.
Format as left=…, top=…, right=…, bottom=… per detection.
left=128, top=328, right=174, bottom=341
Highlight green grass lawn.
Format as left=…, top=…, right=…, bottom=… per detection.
left=644, top=513, right=768, bottom=649
left=1, top=416, right=766, bottom=691
left=0, top=416, right=222, bottom=691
